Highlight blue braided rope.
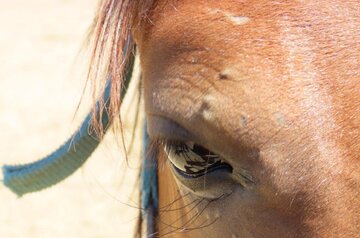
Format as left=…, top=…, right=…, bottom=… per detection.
left=2, top=85, right=110, bottom=196
left=2, top=54, right=135, bottom=197
left=141, top=122, right=159, bottom=236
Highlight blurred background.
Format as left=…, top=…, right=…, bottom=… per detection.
left=0, top=0, right=140, bottom=237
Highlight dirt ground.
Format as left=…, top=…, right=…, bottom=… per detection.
left=0, top=1, right=140, bottom=237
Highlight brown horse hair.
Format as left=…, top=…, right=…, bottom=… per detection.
left=87, top=1, right=155, bottom=237
left=86, top=0, right=153, bottom=136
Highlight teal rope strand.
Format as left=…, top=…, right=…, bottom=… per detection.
left=141, top=122, right=159, bottom=236
left=2, top=54, right=135, bottom=197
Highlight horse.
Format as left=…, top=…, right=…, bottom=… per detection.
left=3, top=0, right=359, bottom=237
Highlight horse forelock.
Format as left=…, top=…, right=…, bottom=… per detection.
left=86, top=0, right=155, bottom=136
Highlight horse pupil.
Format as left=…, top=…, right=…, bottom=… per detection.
left=192, top=144, right=212, bottom=157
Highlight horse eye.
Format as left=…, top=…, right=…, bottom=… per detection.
left=164, top=142, right=232, bottom=177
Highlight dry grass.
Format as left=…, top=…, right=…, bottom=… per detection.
left=0, top=1, right=140, bottom=237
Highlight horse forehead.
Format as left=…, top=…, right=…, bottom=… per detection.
left=140, top=0, right=360, bottom=135
left=140, top=0, right=360, bottom=58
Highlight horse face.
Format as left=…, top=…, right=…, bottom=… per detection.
left=134, top=0, right=360, bottom=237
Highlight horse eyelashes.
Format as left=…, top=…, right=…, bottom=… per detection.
left=163, top=141, right=228, bottom=177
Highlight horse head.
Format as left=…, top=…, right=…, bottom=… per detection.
left=133, top=1, right=360, bottom=237
left=3, top=1, right=358, bottom=237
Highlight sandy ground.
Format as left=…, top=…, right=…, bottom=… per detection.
left=0, top=1, right=140, bottom=237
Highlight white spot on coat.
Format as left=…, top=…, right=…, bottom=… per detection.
left=201, top=95, right=215, bottom=122
left=227, top=15, right=250, bottom=25
left=208, top=8, right=250, bottom=26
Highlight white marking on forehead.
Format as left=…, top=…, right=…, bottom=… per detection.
left=203, top=94, right=216, bottom=104
left=201, top=94, right=216, bottom=122
left=202, top=110, right=213, bottom=122
left=228, top=15, right=250, bottom=25
left=208, top=8, right=250, bottom=26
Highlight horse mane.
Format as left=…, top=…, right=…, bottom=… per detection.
left=87, top=0, right=153, bottom=135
